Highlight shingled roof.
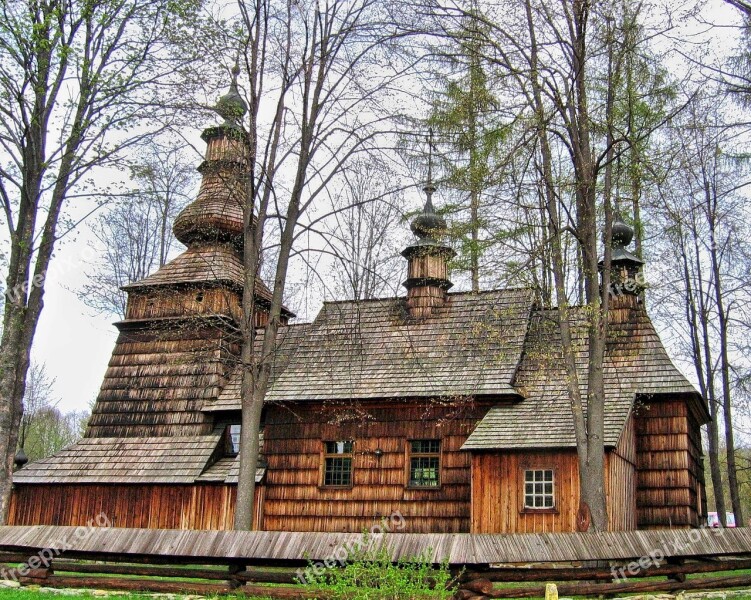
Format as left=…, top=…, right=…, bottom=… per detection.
left=209, top=289, right=534, bottom=407
left=461, top=307, right=703, bottom=450
left=12, top=436, right=222, bottom=484
left=205, top=323, right=312, bottom=412
left=124, top=243, right=244, bottom=289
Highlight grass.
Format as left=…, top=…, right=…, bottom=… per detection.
left=0, top=589, right=276, bottom=600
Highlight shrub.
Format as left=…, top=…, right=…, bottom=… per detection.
left=299, top=532, right=456, bottom=599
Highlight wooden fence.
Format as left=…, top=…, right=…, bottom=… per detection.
left=2, top=526, right=751, bottom=598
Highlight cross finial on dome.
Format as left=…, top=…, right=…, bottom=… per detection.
left=215, top=58, right=247, bottom=127
left=410, top=129, right=446, bottom=241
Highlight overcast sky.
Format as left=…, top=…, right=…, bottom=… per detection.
left=18, top=0, right=746, bottom=415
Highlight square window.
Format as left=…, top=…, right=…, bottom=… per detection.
left=524, top=469, right=555, bottom=510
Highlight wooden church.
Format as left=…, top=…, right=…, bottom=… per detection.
left=9, top=75, right=709, bottom=534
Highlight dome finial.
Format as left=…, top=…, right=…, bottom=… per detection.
left=215, top=57, right=247, bottom=127
left=411, top=129, right=446, bottom=241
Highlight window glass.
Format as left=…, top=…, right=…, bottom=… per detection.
left=323, top=440, right=354, bottom=487
left=409, top=439, right=440, bottom=487
left=524, top=469, right=554, bottom=509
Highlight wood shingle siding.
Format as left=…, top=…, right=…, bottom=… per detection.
left=635, top=399, right=706, bottom=528
left=261, top=401, right=488, bottom=533
left=85, top=322, right=236, bottom=438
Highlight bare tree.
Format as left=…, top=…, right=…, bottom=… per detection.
left=228, top=0, right=405, bottom=529
left=79, top=143, right=197, bottom=318
left=0, top=0, right=200, bottom=519
left=415, top=0, right=686, bottom=529
left=322, top=161, right=405, bottom=301
left=652, top=92, right=751, bottom=525
left=18, top=363, right=88, bottom=463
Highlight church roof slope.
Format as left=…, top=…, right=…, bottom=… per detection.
left=462, top=307, right=703, bottom=450
left=263, top=288, right=535, bottom=402
left=12, top=436, right=221, bottom=484
left=123, top=243, right=247, bottom=291
left=205, top=323, right=313, bottom=412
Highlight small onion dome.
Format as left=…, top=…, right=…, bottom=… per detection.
left=215, top=63, right=247, bottom=126
left=14, top=448, right=28, bottom=469
left=612, top=213, right=634, bottom=248
left=411, top=188, right=447, bottom=241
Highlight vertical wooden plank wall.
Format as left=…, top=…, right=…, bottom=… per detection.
left=7, top=484, right=261, bottom=530
left=470, top=450, right=581, bottom=533
left=606, top=415, right=637, bottom=531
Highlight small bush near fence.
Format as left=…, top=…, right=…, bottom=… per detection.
left=299, top=534, right=456, bottom=599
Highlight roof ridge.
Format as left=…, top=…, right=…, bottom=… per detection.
left=319, top=287, right=536, bottom=307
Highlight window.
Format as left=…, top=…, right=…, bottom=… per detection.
left=323, top=441, right=353, bottom=487
left=409, top=440, right=440, bottom=488
left=225, top=424, right=241, bottom=455
left=524, top=469, right=554, bottom=509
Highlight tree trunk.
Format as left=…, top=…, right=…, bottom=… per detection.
left=708, top=208, right=743, bottom=525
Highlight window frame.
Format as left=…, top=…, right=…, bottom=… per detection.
left=225, top=424, right=241, bottom=456
left=521, top=468, right=557, bottom=513
left=406, top=439, right=442, bottom=490
left=320, top=440, right=354, bottom=489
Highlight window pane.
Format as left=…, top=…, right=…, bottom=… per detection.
left=227, top=424, right=241, bottom=454
left=324, top=457, right=352, bottom=486
left=523, top=469, right=554, bottom=509
left=411, top=440, right=440, bottom=454
left=325, top=440, right=353, bottom=454
left=410, top=456, right=440, bottom=487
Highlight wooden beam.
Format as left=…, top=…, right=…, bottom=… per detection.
left=463, top=558, right=751, bottom=582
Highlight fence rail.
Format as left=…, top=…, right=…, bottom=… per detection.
left=2, top=526, right=751, bottom=598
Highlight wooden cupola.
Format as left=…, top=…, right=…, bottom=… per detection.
left=173, top=64, right=247, bottom=251
left=122, top=65, right=293, bottom=326
left=401, top=168, right=455, bottom=319
left=600, top=213, right=645, bottom=315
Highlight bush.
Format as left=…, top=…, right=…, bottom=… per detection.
left=299, top=532, right=456, bottom=599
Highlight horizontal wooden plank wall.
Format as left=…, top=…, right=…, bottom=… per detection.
left=262, top=401, right=488, bottom=533
left=470, top=449, right=581, bottom=533
left=635, top=398, right=702, bottom=528
left=7, top=484, right=260, bottom=530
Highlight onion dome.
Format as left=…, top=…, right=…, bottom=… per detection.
left=410, top=186, right=448, bottom=242
left=607, top=212, right=643, bottom=265
left=14, top=448, right=28, bottom=469
left=612, top=214, right=634, bottom=249
left=600, top=211, right=644, bottom=300
left=215, top=63, right=247, bottom=127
